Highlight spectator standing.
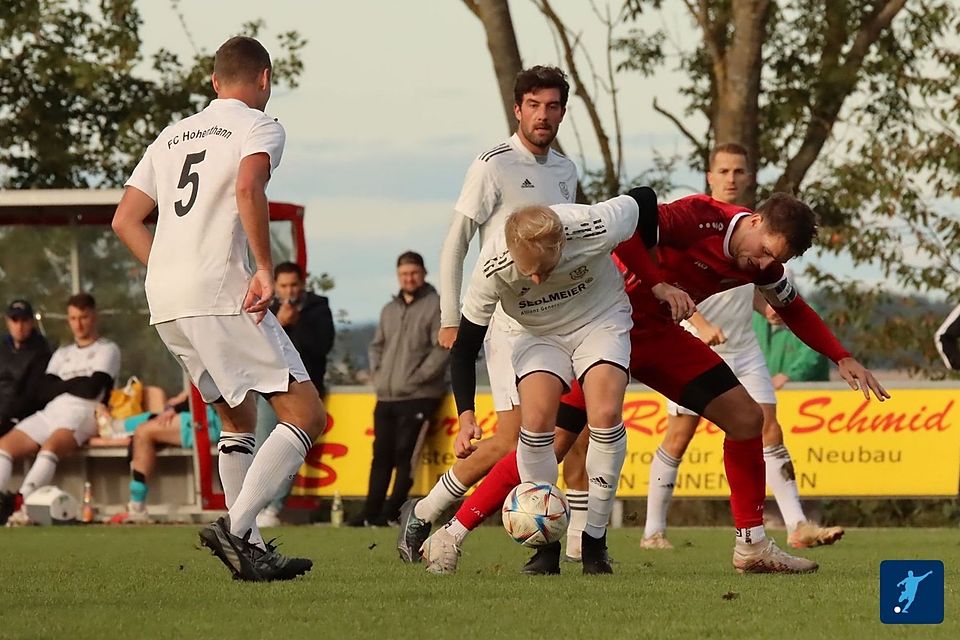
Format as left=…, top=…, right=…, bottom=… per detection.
left=753, top=300, right=830, bottom=386
left=254, top=261, right=335, bottom=526
left=351, top=252, right=449, bottom=526
left=1, top=300, right=52, bottom=437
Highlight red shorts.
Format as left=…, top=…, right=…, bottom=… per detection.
left=560, top=316, right=730, bottom=412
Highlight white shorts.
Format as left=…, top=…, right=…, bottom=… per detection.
left=483, top=315, right=521, bottom=412
left=512, top=302, right=632, bottom=389
left=155, top=312, right=309, bottom=408
left=668, top=343, right=776, bottom=416
left=15, top=395, right=98, bottom=446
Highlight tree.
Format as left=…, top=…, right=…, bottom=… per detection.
left=467, top=0, right=960, bottom=373
left=0, top=0, right=306, bottom=389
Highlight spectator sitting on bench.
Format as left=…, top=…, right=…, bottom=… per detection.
left=0, top=293, right=121, bottom=526
left=109, top=388, right=222, bottom=523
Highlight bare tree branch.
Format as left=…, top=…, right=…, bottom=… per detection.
left=535, top=0, right=619, bottom=197
left=653, top=98, right=708, bottom=161
left=775, top=0, right=908, bottom=193
left=460, top=0, right=479, bottom=19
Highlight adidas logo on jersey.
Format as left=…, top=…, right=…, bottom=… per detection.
left=521, top=178, right=535, bottom=188
left=589, top=475, right=613, bottom=489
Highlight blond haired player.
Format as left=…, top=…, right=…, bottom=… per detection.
left=397, top=65, right=581, bottom=562
left=421, top=190, right=693, bottom=575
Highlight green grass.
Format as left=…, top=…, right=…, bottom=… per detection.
left=0, top=526, right=957, bottom=639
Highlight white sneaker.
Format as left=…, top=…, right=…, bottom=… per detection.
left=256, top=507, right=282, bottom=528
left=640, top=531, right=674, bottom=550
left=787, top=521, right=844, bottom=548
left=5, top=507, right=32, bottom=527
left=733, top=538, right=818, bottom=574
left=421, top=528, right=460, bottom=575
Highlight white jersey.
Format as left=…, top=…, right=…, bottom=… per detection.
left=442, top=133, right=578, bottom=327
left=126, top=98, right=286, bottom=324
left=683, top=284, right=760, bottom=355
left=461, top=194, right=637, bottom=335
left=47, top=338, right=121, bottom=404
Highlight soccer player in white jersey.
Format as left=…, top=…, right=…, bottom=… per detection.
left=397, top=66, right=580, bottom=561
left=0, top=294, right=120, bottom=526
left=421, top=190, right=693, bottom=575
left=641, top=143, right=843, bottom=550
left=112, top=36, right=325, bottom=582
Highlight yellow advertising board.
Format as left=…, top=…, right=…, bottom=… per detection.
left=291, top=388, right=960, bottom=498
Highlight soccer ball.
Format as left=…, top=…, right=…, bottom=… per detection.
left=501, top=482, right=570, bottom=547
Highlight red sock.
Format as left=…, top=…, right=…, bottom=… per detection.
left=454, top=451, right=521, bottom=530
left=722, top=436, right=765, bottom=529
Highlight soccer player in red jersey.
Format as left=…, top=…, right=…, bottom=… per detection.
left=430, top=188, right=889, bottom=574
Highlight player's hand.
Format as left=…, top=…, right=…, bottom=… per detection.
left=837, top=357, right=891, bottom=401
left=455, top=410, right=482, bottom=459
left=438, top=326, right=459, bottom=349
left=276, top=301, right=300, bottom=327
left=698, top=323, right=727, bottom=346
left=771, top=373, right=790, bottom=390
left=651, top=282, right=696, bottom=323
left=243, top=269, right=274, bottom=324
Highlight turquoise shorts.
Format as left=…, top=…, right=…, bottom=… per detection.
left=122, top=406, right=222, bottom=448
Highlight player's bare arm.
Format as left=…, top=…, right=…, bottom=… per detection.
left=687, top=310, right=726, bottom=346
left=760, top=284, right=890, bottom=401
left=112, top=187, right=157, bottom=266
left=236, top=152, right=274, bottom=322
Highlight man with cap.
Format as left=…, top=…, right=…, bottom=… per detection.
left=0, top=300, right=51, bottom=437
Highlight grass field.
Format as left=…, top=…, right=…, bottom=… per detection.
left=1, top=525, right=957, bottom=639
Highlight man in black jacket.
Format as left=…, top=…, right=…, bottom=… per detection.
left=0, top=300, right=52, bottom=437
left=271, top=262, right=336, bottom=394
left=254, top=262, right=336, bottom=526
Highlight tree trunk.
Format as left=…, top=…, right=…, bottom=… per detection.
left=464, top=0, right=524, bottom=133
left=710, top=0, right=770, bottom=207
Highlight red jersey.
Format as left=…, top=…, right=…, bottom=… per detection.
left=614, top=193, right=850, bottom=363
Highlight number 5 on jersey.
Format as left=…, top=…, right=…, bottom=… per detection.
left=175, top=150, right=206, bottom=217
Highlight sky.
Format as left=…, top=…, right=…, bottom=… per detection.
left=134, top=0, right=894, bottom=323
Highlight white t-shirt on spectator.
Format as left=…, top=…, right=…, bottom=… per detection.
left=125, top=98, right=285, bottom=324
left=47, top=337, right=121, bottom=406
left=461, top=194, right=637, bottom=335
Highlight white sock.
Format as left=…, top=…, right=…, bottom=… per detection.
left=643, top=446, right=681, bottom=538
left=517, top=428, right=557, bottom=484
left=565, top=489, right=588, bottom=558
left=0, top=450, right=12, bottom=490
left=735, top=525, right=766, bottom=545
left=217, top=432, right=256, bottom=509
left=414, top=469, right=468, bottom=522
left=584, top=423, right=627, bottom=539
left=764, top=444, right=806, bottom=530
left=229, top=422, right=310, bottom=548
left=444, top=517, right=470, bottom=545
left=20, top=451, right=58, bottom=499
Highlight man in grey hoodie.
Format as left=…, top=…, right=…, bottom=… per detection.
left=352, top=251, right=450, bottom=526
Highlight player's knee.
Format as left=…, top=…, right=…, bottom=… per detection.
left=586, top=405, right=622, bottom=430
left=732, top=402, right=764, bottom=438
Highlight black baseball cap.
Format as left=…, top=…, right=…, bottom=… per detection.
left=5, top=299, right=34, bottom=320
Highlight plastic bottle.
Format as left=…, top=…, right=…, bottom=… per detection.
left=81, top=481, right=95, bottom=523
left=330, top=491, right=343, bottom=527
